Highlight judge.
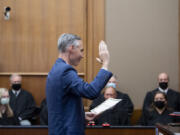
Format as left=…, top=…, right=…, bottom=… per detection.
left=9, top=74, right=36, bottom=125
left=142, top=72, right=180, bottom=112
left=139, top=91, right=174, bottom=125
left=90, top=84, right=131, bottom=125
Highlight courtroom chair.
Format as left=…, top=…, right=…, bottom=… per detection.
left=130, top=109, right=142, bottom=125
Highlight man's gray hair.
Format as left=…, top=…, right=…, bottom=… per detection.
left=10, top=74, right=22, bottom=82
left=57, top=33, right=81, bottom=53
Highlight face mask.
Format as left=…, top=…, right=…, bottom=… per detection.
left=12, top=84, right=21, bottom=91
left=159, top=82, right=168, bottom=90
left=1, top=98, right=10, bottom=105
left=106, top=83, right=116, bottom=89
left=154, top=101, right=165, bottom=109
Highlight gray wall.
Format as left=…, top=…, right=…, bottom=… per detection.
left=105, top=0, right=179, bottom=109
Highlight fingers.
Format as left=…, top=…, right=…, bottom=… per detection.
left=96, top=57, right=103, bottom=63
left=85, top=112, right=97, bottom=121
left=99, top=40, right=107, bottom=52
left=98, top=40, right=110, bottom=70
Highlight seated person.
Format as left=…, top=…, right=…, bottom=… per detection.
left=90, top=75, right=134, bottom=125
left=40, top=98, right=48, bottom=125
left=142, top=72, right=180, bottom=112
left=89, top=85, right=131, bottom=125
left=0, top=88, right=19, bottom=125
left=9, top=74, right=36, bottom=125
left=139, top=91, right=175, bottom=126
left=106, top=75, right=134, bottom=116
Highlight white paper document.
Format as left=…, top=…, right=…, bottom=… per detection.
left=90, top=98, right=122, bottom=115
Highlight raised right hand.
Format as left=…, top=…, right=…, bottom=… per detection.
left=98, top=40, right=110, bottom=70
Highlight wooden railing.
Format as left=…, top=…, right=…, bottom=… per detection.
left=0, top=125, right=156, bottom=135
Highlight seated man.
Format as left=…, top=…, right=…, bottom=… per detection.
left=90, top=76, right=134, bottom=125
left=9, top=74, right=36, bottom=125
left=142, top=72, right=180, bottom=112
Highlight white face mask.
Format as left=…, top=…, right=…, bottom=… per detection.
left=106, top=83, right=116, bottom=89
left=1, top=98, right=10, bottom=105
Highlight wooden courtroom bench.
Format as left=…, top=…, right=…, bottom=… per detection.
left=131, top=109, right=142, bottom=125
left=0, top=125, right=156, bottom=135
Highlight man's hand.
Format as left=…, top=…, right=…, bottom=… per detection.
left=85, top=112, right=97, bottom=121
left=97, top=40, right=110, bottom=70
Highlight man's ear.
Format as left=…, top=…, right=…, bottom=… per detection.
left=67, top=45, right=74, bottom=52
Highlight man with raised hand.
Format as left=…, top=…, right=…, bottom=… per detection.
left=46, top=33, right=112, bottom=135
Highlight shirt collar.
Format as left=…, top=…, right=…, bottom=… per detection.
left=12, top=89, right=21, bottom=96
left=158, top=87, right=168, bottom=94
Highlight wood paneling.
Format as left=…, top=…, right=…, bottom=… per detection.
left=0, top=75, right=46, bottom=105
left=0, top=0, right=86, bottom=72
left=0, top=73, right=84, bottom=106
left=86, top=0, right=105, bottom=107
left=0, top=0, right=105, bottom=108
left=0, top=126, right=156, bottom=135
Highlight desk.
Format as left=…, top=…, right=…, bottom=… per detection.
left=157, top=124, right=180, bottom=135
left=0, top=126, right=155, bottom=135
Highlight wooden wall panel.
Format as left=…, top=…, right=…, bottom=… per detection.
left=0, top=0, right=105, bottom=109
left=0, top=74, right=84, bottom=106
left=0, top=0, right=86, bottom=73
left=0, top=75, right=46, bottom=105
left=86, top=0, right=105, bottom=107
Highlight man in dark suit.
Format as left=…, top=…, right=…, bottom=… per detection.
left=9, top=74, right=36, bottom=125
left=46, top=33, right=112, bottom=135
left=142, top=72, right=180, bottom=112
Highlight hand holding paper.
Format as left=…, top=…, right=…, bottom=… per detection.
left=85, top=112, right=97, bottom=121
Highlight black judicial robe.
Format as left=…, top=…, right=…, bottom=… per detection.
left=0, top=113, right=19, bottom=125
left=143, top=88, right=180, bottom=112
left=40, top=98, right=48, bottom=125
left=9, top=89, right=36, bottom=121
left=139, top=108, right=174, bottom=126
left=90, top=91, right=134, bottom=125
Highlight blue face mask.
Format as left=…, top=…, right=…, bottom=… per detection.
left=106, top=83, right=116, bottom=89
left=1, top=98, right=10, bottom=105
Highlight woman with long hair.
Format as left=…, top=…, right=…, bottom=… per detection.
left=139, top=91, right=174, bottom=125
left=0, top=88, right=19, bottom=125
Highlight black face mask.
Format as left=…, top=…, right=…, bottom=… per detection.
left=154, top=101, right=165, bottom=109
left=12, top=84, right=21, bottom=91
left=159, top=82, right=168, bottom=90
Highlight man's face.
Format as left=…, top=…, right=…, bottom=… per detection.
left=104, top=87, right=117, bottom=100
left=158, top=73, right=168, bottom=83
left=69, top=40, right=84, bottom=66
left=11, top=76, right=21, bottom=86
